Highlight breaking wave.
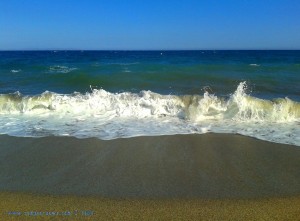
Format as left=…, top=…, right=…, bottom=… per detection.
left=0, top=82, right=299, bottom=122
left=0, top=82, right=299, bottom=145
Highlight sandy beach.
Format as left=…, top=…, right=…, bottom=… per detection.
left=1, top=0, right=300, bottom=220
left=1, top=133, right=300, bottom=220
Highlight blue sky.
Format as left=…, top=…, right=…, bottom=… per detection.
left=0, top=0, right=300, bottom=50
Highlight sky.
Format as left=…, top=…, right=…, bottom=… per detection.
left=0, top=0, right=300, bottom=50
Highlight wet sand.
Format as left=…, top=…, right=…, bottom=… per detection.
left=0, top=133, right=300, bottom=220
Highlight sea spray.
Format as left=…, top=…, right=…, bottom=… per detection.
left=0, top=82, right=299, bottom=145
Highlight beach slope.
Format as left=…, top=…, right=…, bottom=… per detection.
left=1, top=133, right=300, bottom=220
left=0, top=133, right=300, bottom=198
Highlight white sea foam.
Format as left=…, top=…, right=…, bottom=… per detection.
left=49, top=65, right=77, bottom=73
left=249, top=64, right=260, bottom=66
left=10, top=69, right=21, bottom=73
left=0, top=82, right=299, bottom=146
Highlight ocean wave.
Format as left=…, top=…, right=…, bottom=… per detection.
left=0, top=82, right=299, bottom=122
left=0, top=82, right=299, bottom=145
left=49, top=65, right=77, bottom=73
left=10, top=69, right=21, bottom=73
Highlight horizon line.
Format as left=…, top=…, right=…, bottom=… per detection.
left=1, top=48, right=300, bottom=51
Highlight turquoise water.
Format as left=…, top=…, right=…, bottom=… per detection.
left=0, top=50, right=300, bottom=145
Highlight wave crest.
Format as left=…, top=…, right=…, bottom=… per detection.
left=0, top=82, right=299, bottom=145
left=0, top=82, right=299, bottom=123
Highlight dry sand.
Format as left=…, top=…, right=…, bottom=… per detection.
left=0, top=133, right=300, bottom=220
left=1, top=192, right=300, bottom=221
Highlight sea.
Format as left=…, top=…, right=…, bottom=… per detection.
left=0, top=50, right=299, bottom=146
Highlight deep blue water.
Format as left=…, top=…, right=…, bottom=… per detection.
left=1, top=50, right=300, bottom=101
